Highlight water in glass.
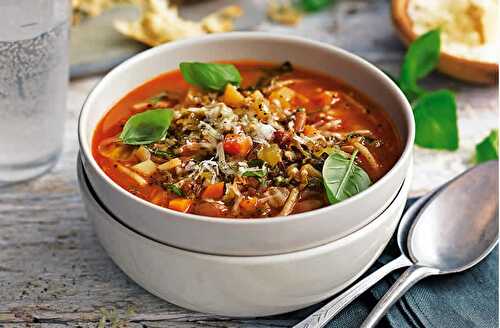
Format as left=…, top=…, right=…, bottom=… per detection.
left=0, top=1, right=69, bottom=184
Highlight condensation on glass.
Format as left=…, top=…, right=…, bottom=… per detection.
left=0, top=0, right=70, bottom=184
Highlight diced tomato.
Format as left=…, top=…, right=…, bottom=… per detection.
left=193, top=201, right=229, bottom=217
left=201, top=182, right=225, bottom=200
left=223, top=134, right=253, bottom=157
left=168, top=198, right=193, bottom=213
left=291, top=92, right=310, bottom=108
left=240, top=197, right=258, bottom=215
left=311, top=91, right=335, bottom=108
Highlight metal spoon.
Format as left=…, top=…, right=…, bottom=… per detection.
left=293, top=185, right=440, bottom=328
left=361, top=160, right=499, bottom=328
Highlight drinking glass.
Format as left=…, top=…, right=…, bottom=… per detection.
left=0, top=0, right=70, bottom=184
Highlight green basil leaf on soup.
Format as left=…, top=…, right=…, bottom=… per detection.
left=475, top=129, right=499, bottom=164
left=120, top=109, right=174, bottom=145
left=179, top=62, right=242, bottom=91
left=399, top=29, right=441, bottom=102
left=322, top=150, right=371, bottom=204
left=413, top=90, right=459, bottom=150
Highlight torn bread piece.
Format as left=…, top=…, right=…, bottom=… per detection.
left=114, top=0, right=243, bottom=47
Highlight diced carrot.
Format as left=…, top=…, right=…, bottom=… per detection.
left=240, top=197, right=258, bottom=214
left=223, top=134, right=253, bottom=157
left=201, top=182, right=225, bottom=200
left=168, top=198, right=193, bottom=213
left=303, top=125, right=317, bottom=136
left=294, top=111, right=307, bottom=132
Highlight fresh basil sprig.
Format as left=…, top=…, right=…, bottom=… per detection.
left=398, top=29, right=441, bottom=103
left=393, top=29, right=459, bottom=151
left=413, top=90, right=459, bottom=150
left=119, top=108, right=174, bottom=145
left=180, top=62, right=241, bottom=91
left=475, top=129, right=499, bottom=164
left=322, top=150, right=371, bottom=204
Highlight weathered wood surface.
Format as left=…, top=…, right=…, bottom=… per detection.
left=0, top=1, right=497, bottom=327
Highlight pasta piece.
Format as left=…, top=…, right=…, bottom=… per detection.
left=117, top=164, right=148, bottom=186
left=158, top=158, right=182, bottom=171
left=352, top=141, right=380, bottom=172
left=279, top=188, right=299, bottom=216
left=132, top=159, right=157, bottom=177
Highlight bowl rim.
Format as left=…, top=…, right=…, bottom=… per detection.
left=78, top=156, right=409, bottom=259
left=78, top=31, right=415, bottom=225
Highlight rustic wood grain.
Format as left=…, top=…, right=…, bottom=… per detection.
left=0, top=1, right=497, bottom=327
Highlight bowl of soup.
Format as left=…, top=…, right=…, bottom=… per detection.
left=78, top=32, right=414, bottom=256
left=77, top=156, right=412, bottom=316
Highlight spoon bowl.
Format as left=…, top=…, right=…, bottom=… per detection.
left=408, top=160, right=499, bottom=273
left=361, top=160, right=499, bottom=328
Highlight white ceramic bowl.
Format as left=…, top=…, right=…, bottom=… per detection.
left=79, top=32, right=414, bottom=256
left=78, top=158, right=411, bottom=317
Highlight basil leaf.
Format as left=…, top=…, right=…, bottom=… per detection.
left=322, top=150, right=371, bottom=204
left=297, top=0, right=334, bottom=12
left=163, top=183, right=185, bottom=197
left=179, top=62, right=241, bottom=91
left=119, top=109, right=174, bottom=145
left=399, top=29, right=441, bottom=102
left=413, top=90, right=459, bottom=150
left=475, top=129, right=499, bottom=164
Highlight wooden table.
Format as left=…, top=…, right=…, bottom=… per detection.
left=1, top=1, right=497, bottom=327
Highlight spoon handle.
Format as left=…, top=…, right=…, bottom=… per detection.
left=360, top=265, right=439, bottom=328
left=293, top=255, right=412, bottom=328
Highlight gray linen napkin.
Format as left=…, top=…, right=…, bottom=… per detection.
left=288, top=198, right=499, bottom=328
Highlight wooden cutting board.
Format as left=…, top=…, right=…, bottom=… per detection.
left=70, top=0, right=266, bottom=79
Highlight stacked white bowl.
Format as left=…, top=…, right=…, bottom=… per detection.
left=77, top=33, right=414, bottom=317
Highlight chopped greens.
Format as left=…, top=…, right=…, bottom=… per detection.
left=322, top=150, right=371, bottom=204
left=120, top=109, right=174, bottom=145
left=475, top=129, right=499, bottom=163
left=163, top=183, right=184, bottom=196
left=145, top=146, right=176, bottom=159
left=148, top=92, right=168, bottom=104
left=241, top=168, right=267, bottom=178
left=248, top=159, right=265, bottom=167
left=180, top=62, right=241, bottom=91
left=255, top=61, right=294, bottom=89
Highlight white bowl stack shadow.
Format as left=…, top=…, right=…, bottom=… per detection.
left=77, top=33, right=415, bottom=317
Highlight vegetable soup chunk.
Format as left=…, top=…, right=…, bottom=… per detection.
left=92, top=61, right=402, bottom=218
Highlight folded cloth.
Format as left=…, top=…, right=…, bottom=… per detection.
left=288, top=198, right=499, bottom=328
